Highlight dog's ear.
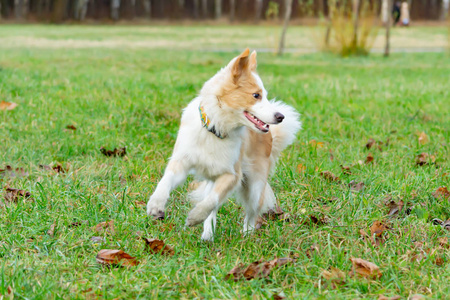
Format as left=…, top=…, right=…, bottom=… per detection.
left=249, top=50, right=257, bottom=72
left=230, top=48, right=250, bottom=83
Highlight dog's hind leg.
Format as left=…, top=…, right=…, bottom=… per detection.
left=201, top=207, right=218, bottom=241
left=147, top=159, right=189, bottom=219
left=186, top=172, right=240, bottom=227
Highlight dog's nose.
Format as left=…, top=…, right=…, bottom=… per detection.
left=274, top=112, right=285, bottom=123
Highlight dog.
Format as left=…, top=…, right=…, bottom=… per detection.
left=147, top=48, right=301, bottom=241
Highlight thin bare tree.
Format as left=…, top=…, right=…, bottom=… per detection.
left=142, top=0, right=151, bottom=18
left=201, top=0, right=207, bottom=18
left=215, top=0, right=222, bottom=19
left=193, top=0, right=199, bottom=19
left=111, top=0, right=121, bottom=21
left=229, top=0, right=235, bottom=22
left=254, top=0, right=262, bottom=23
left=441, top=0, right=449, bottom=20
left=14, top=0, right=27, bottom=19
left=277, top=0, right=293, bottom=56
left=351, top=0, right=360, bottom=50
left=384, top=0, right=392, bottom=57
left=75, top=0, right=89, bottom=21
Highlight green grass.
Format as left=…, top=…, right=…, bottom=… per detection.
left=1, top=25, right=450, bottom=299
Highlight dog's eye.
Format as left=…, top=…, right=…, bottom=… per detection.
left=252, top=93, right=261, bottom=99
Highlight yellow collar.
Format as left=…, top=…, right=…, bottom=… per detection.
left=199, top=105, right=226, bottom=139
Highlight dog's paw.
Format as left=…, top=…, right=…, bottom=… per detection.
left=146, top=202, right=165, bottom=220
left=185, top=209, right=210, bottom=227
left=201, top=230, right=214, bottom=242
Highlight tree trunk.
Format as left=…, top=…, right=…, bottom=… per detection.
left=441, top=0, right=449, bottom=20
left=254, top=0, right=262, bottom=23
left=384, top=0, right=392, bottom=57
left=142, top=0, right=151, bottom=18
left=75, top=0, right=89, bottom=21
left=351, top=0, right=360, bottom=50
left=215, top=0, right=221, bottom=19
left=229, top=0, right=235, bottom=22
left=381, top=0, right=388, bottom=24
left=111, top=0, right=120, bottom=21
left=277, top=0, right=293, bottom=56
left=201, top=0, right=207, bottom=18
left=14, top=0, right=24, bottom=19
left=193, top=0, right=199, bottom=19
left=51, top=0, right=67, bottom=22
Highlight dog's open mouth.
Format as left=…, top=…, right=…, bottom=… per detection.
left=244, top=111, right=269, bottom=133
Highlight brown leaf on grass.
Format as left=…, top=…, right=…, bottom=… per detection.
left=322, top=267, right=346, bottom=289
left=341, top=165, right=352, bottom=175
left=370, top=221, right=388, bottom=237
left=0, top=100, right=18, bottom=110
left=378, top=296, right=401, bottom=300
left=96, top=249, right=139, bottom=267
left=416, top=152, right=436, bottom=166
left=297, top=163, right=306, bottom=173
left=302, top=215, right=328, bottom=226
left=349, top=257, right=382, bottom=279
left=320, top=171, right=340, bottom=182
left=386, top=200, right=404, bottom=217
left=143, top=238, right=174, bottom=256
left=305, top=244, right=319, bottom=259
left=349, top=180, right=365, bottom=192
left=39, top=164, right=67, bottom=173
left=0, top=165, right=29, bottom=178
left=47, top=222, right=56, bottom=237
left=418, top=132, right=429, bottom=145
left=410, top=294, right=425, bottom=300
left=225, top=257, right=294, bottom=281
left=66, top=125, right=77, bottom=130
left=4, top=187, right=31, bottom=203
left=438, top=237, right=449, bottom=248
left=432, top=187, right=450, bottom=200
left=309, top=140, right=324, bottom=148
left=94, top=220, right=115, bottom=235
left=365, top=153, right=374, bottom=164
left=366, top=138, right=375, bottom=149
left=134, top=200, right=146, bottom=207
left=273, top=292, right=286, bottom=300
left=434, top=256, right=444, bottom=266
left=100, top=147, right=126, bottom=157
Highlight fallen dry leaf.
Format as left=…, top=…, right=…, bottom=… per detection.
left=100, top=147, right=126, bottom=157
left=418, top=132, right=429, bottom=145
left=349, top=180, right=365, bottom=192
left=0, top=165, right=29, bottom=178
left=297, top=163, right=306, bottom=173
left=416, top=152, right=436, bottom=166
left=320, top=171, right=340, bottom=182
left=225, top=257, right=294, bottom=281
left=438, top=237, right=449, bottom=248
left=4, top=187, right=31, bottom=203
left=66, top=125, right=77, bottom=130
left=432, top=187, right=450, bottom=200
left=386, top=200, right=404, bottom=217
left=378, top=296, right=401, bottom=300
left=309, top=140, right=324, bottom=148
left=350, top=257, right=382, bottom=279
left=0, top=100, right=18, bottom=110
left=341, top=165, right=352, bottom=175
left=365, top=153, right=374, bottom=164
left=273, top=292, right=286, bottom=300
left=47, top=222, right=56, bottom=237
left=39, top=164, right=67, bottom=173
left=410, top=294, right=425, bottom=300
left=143, top=238, right=174, bottom=256
left=322, top=267, right=346, bottom=289
left=94, top=220, right=115, bottom=235
left=96, top=249, right=139, bottom=267
left=434, top=256, right=444, bottom=266
left=366, top=138, right=376, bottom=149
left=370, top=221, right=388, bottom=237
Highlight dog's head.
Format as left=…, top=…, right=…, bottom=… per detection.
left=208, top=48, right=284, bottom=133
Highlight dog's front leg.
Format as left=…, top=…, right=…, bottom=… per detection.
left=147, top=159, right=188, bottom=219
left=186, top=173, right=239, bottom=228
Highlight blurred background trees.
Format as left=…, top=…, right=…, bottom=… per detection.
left=0, top=0, right=448, bottom=23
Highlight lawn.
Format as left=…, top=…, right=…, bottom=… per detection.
left=0, top=25, right=449, bottom=299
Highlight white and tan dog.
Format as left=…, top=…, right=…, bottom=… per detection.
left=147, top=48, right=301, bottom=241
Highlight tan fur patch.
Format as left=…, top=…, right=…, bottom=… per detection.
left=219, top=49, right=262, bottom=110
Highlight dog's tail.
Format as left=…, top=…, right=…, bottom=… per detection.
left=269, top=100, right=301, bottom=172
